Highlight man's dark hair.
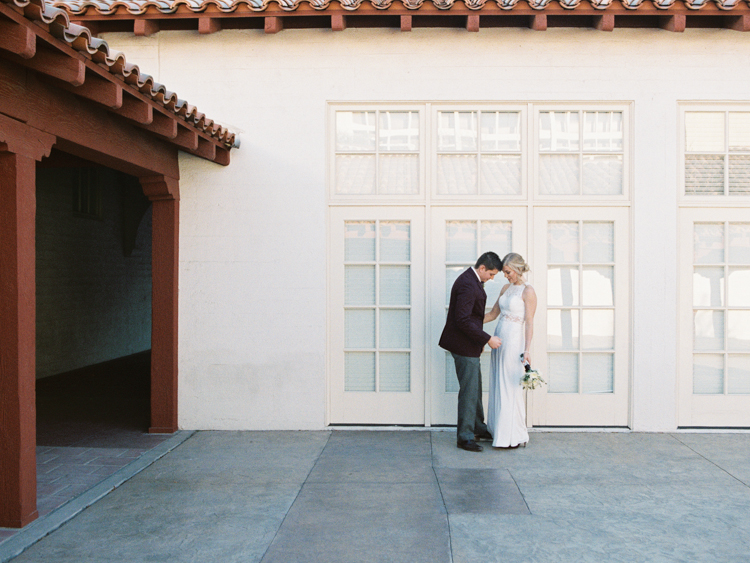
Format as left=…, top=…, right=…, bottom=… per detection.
left=475, top=251, right=502, bottom=271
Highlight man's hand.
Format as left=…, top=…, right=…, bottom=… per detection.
left=487, top=336, right=502, bottom=349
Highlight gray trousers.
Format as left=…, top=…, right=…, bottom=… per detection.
left=452, top=353, right=489, bottom=443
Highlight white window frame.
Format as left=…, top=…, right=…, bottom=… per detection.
left=532, top=103, right=632, bottom=203
left=328, top=103, right=427, bottom=204
left=678, top=209, right=750, bottom=427
left=327, top=101, right=633, bottom=428
left=430, top=103, right=529, bottom=204
left=329, top=102, right=633, bottom=206
left=679, top=103, right=750, bottom=204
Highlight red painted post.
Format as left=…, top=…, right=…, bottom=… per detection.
left=0, top=149, right=39, bottom=528
left=139, top=176, right=179, bottom=434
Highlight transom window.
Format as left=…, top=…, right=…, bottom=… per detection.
left=684, top=111, right=750, bottom=196
left=330, top=104, right=629, bottom=200
left=538, top=111, right=624, bottom=196
left=334, top=111, right=421, bottom=196
left=436, top=111, right=522, bottom=196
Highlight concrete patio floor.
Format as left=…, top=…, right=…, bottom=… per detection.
left=3, top=430, right=750, bottom=562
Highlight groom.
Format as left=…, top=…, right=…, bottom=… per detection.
left=439, top=252, right=503, bottom=453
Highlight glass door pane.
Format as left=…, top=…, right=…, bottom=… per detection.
left=546, top=220, right=615, bottom=395
left=690, top=222, right=750, bottom=397
left=330, top=208, right=425, bottom=425
left=430, top=208, right=525, bottom=426
left=679, top=210, right=750, bottom=427
left=531, top=207, right=629, bottom=427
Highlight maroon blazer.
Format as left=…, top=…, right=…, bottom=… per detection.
left=439, top=267, right=491, bottom=358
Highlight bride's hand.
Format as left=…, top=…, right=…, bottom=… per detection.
left=522, top=351, right=530, bottom=365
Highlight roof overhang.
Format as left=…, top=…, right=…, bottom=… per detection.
left=0, top=0, right=237, bottom=167
left=51, top=0, right=750, bottom=34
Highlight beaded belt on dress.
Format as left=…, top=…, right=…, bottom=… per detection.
left=499, top=313, right=524, bottom=324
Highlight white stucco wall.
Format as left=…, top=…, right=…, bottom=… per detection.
left=103, top=27, right=750, bottom=431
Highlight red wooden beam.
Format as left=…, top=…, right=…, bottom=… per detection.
left=660, top=14, right=685, bottom=31
left=400, top=15, right=412, bottom=31
left=214, top=146, right=231, bottom=166
left=0, top=60, right=179, bottom=178
left=74, top=75, right=123, bottom=108
left=24, top=47, right=85, bottom=86
left=332, top=14, right=346, bottom=31
left=145, top=111, right=179, bottom=139
left=134, top=19, right=159, bottom=36
left=114, top=93, right=153, bottom=125
left=467, top=14, right=480, bottom=31
left=530, top=14, right=547, bottom=30
left=0, top=113, right=56, bottom=161
left=193, top=137, right=217, bottom=161
left=0, top=20, right=35, bottom=59
left=199, top=17, right=221, bottom=34
left=138, top=175, right=180, bottom=434
left=174, top=124, right=199, bottom=151
left=264, top=16, right=283, bottom=33
left=727, top=14, right=750, bottom=30
left=594, top=13, right=615, bottom=31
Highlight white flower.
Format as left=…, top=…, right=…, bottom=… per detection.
left=521, top=369, right=546, bottom=391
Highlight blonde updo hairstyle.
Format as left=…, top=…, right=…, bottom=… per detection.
left=502, top=253, right=530, bottom=281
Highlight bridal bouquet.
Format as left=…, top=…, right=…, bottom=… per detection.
left=520, top=357, right=546, bottom=390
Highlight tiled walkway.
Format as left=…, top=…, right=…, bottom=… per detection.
left=35, top=445, right=154, bottom=516
left=0, top=353, right=170, bottom=545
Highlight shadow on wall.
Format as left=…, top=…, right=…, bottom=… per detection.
left=35, top=152, right=153, bottom=380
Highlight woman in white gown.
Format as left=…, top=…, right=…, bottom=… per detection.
left=484, top=253, right=537, bottom=449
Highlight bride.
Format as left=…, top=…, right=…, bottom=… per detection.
left=484, top=253, right=537, bottom=449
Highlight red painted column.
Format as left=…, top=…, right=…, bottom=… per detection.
left=0, top=117, right=54, bottom=528
left=140, top=176, right=179, bottom=434
left=0, top=149, right=38, bottom=528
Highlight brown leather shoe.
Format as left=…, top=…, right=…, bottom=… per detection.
left=457, top=440, right=483, bottom=452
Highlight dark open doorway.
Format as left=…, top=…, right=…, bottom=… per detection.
left=32, top=153, right=169, bottom=516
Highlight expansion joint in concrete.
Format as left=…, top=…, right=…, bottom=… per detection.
left=669, top=433, right=750, bottom=489
left=257, top=431, right=333, bottom=563
left=430, top=432, right=455, bottom=563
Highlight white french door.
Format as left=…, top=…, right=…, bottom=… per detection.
left=429, top=207, right=527, bottom=425
left=529, top=207, right=630, bottom=426
left=678, top=209, right=750, bottom=427
left=329, top=207, right=425, bottom=424
left=328, top=103, right=633, bottom=427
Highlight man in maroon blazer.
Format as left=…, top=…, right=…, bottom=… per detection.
left=439, top=252, right=503, bottom=452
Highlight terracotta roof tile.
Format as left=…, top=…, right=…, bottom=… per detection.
left=2, top=0, right=237, bottom=151
left=47, top=0, right=750, bottom=12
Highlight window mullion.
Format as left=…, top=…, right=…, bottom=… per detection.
left=579, top=111, right=584, bottom=196
left=476, top=110, right=481, bottom=195
left=725, top=111, right=730, bottom=196
left=724, top=220, right=729, bottom=395
left=375, top=219, right=380, bottom=392
left=375, top=111, right=380, bottom=196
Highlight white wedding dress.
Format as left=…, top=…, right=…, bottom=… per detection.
left=487, top=282, right=530, bottom=448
